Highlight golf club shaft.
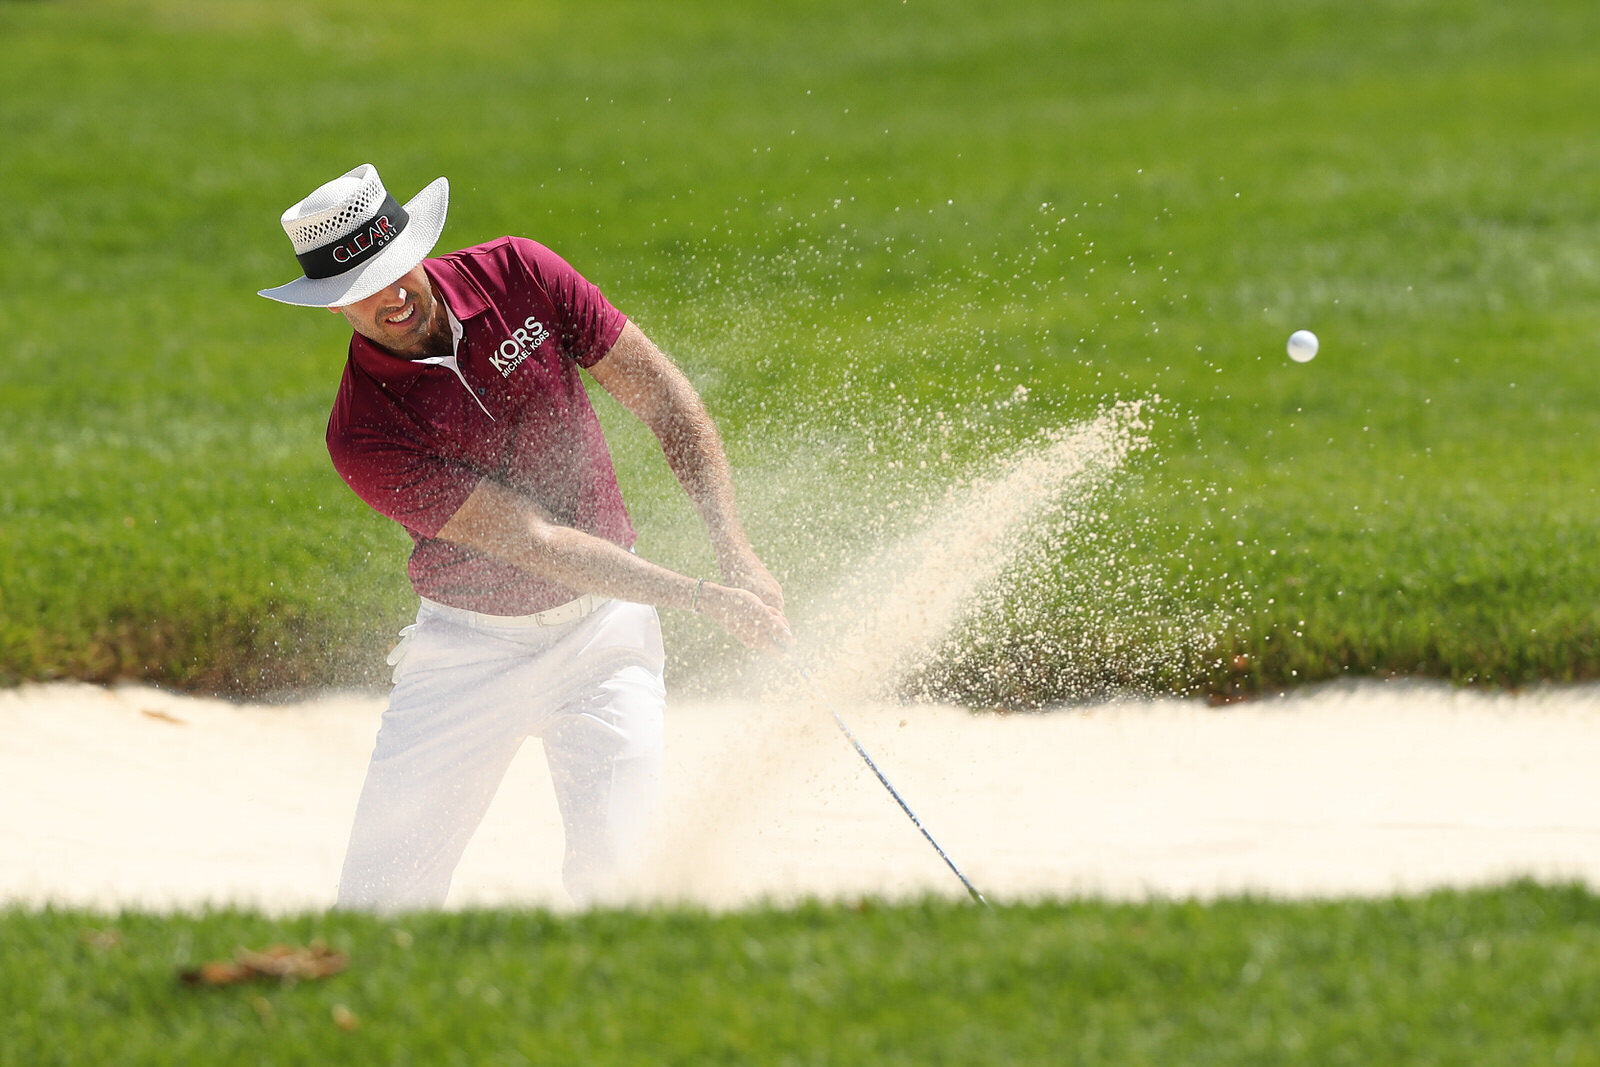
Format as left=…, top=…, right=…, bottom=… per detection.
left=790, top=659, right=989, bottom=907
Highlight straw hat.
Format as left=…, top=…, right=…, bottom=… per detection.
left=258, top=163, right=448, bottom=307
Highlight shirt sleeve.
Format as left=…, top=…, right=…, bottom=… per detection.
left=507, top=237, right=628, bottom=367
left=327, top=417, right=483, bottom=541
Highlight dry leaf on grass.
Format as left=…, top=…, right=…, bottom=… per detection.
left=179, top=941, right=348, bottom=986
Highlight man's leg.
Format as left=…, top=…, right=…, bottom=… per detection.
left=540, top=606, right=666, bottom=905
left=337, top=614, right=528, bottom=911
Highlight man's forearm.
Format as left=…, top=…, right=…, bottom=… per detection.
left=652, top=403, right=757, bottom=568
left=435, top=478, right=790, bottom=649
left=437, top=479, right=698, bottom=611
left=525, top=525, right=704, bottom=610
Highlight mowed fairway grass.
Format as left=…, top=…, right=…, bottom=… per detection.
left=5, top=884, right=1600, bottom=1066
left=4, top=0, right=1600, bottom=700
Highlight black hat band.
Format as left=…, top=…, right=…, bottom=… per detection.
left=294, top=193, right=410, bottom=280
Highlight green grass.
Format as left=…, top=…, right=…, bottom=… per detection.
left=5, top=883, right=1598, bottom=1065
left=4, top=0, right=1600, bottom=700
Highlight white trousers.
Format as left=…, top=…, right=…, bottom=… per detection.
left=337, top=596, right=666, bottom=911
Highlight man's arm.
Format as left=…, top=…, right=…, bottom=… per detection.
left=586, top=321, right=785, bottom=611
left=435, top=479, right=790, bottom=650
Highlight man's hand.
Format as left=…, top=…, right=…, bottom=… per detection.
left=698, top=582, right=792, bottom=652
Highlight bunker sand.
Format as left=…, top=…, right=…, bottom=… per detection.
left=3, top=679, right=1596, bottom=913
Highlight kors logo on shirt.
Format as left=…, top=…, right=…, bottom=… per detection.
left=488, top=316, right=551, bottom=377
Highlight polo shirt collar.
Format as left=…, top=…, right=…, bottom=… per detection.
left=426, top=255, right=490, bottom=321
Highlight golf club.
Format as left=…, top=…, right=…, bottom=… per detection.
left=788, top=656, right=989, bottom=907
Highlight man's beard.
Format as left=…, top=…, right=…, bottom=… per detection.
left=409, top=304, right=453, bottom=361
left=380, top=292, right=452, bottom=361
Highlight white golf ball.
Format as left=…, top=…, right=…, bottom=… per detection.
left=1287, top=329, right=1319, bottom=363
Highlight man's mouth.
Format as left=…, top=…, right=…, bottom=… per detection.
left=384, top=303, right=416, bottom=327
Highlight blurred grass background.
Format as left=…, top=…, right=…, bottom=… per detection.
left=3, top=0, right=1599, bottom=701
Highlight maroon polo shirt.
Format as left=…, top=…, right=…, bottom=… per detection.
left=326, top=236, right=633, bottom=615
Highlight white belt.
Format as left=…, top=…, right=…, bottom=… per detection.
left=417, top=593, right=609, bottom=629
left=524, top=593, right=607, bottom=627
left=391, top=594, right=608, bottom=682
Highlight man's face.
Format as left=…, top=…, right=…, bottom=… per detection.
left=331, top=264, right=444, bottom=359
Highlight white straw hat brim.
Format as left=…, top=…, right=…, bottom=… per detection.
left=258, top=176, right=449, bottom=308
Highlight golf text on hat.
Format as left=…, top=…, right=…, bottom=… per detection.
left=258, top=163, right=449, bottom=308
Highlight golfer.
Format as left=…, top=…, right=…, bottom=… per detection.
left=260, top=163, right=790, bottom=910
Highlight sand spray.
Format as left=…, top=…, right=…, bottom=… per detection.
left=638, top=399, right=1197, bottom=902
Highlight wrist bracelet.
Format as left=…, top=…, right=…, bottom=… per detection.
left=691, top=577, right=707, bottom=613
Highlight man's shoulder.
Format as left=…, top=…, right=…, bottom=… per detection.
left=324, top=357, right=367, bottom=454
left=324, top=353, right=401, bottom=446
left=436, top=235, right=548, bottom=272
left=430, top=237, right=552, bottom=305
left=324, top=376, right=423, bottom=483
